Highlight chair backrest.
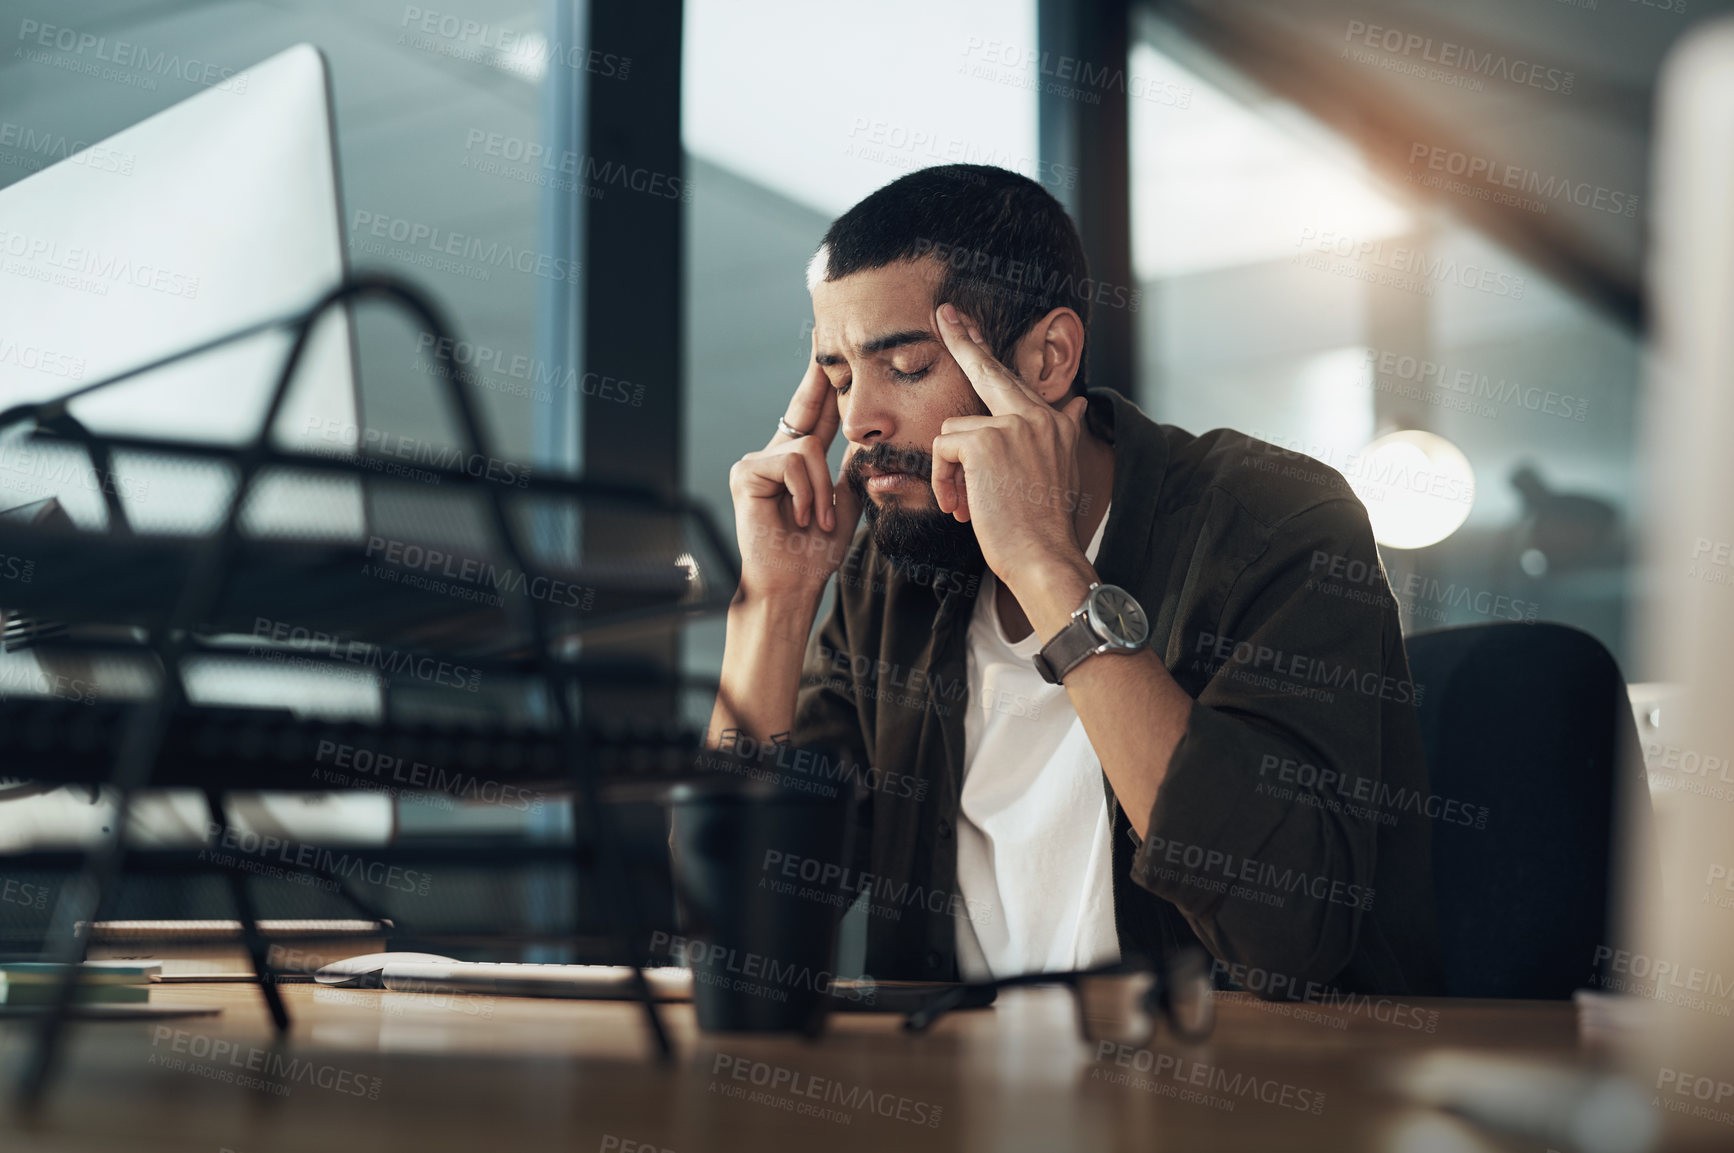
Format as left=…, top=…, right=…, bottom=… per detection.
left=1405, top=622, right=1648, bottom=999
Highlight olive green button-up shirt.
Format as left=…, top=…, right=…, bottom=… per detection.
left=793, top=387, right=1444, bottom=996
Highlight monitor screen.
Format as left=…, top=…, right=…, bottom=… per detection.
left=0, top=42, right=362, bottom=540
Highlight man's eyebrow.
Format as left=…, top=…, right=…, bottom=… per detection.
left=814, top=329, right=937, bottom=366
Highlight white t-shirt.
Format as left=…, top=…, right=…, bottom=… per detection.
left=955, top=505, right=1120, bottom=980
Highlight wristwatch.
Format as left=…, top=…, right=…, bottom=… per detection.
left=1033, top=582, right=1150, bottom=685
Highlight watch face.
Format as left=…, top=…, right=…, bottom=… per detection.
left=1087, top=584, right=1150, bottom=648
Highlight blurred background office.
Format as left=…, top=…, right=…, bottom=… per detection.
left=0, top=0, right=1717, bottom=844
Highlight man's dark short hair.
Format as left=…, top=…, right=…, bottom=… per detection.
left=814, top=164, right=1093, bottom=396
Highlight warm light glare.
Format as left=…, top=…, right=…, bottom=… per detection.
left=1353, top=430, right=1475, bottom=550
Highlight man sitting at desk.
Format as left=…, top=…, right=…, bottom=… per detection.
left=707, top=164, right=1443, bottom=996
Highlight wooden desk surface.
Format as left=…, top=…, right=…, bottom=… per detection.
left=0, top=982, right=1715, bottom=1152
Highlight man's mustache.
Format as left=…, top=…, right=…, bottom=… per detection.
left=843, top=442, right=934, bottom=489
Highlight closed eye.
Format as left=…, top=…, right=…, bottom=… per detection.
left=831, top=362, right=931, bottom=396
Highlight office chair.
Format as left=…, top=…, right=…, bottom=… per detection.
left=1405, top=622, right=1650, bottom=999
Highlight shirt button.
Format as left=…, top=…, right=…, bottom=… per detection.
left=937, top=818, right=952, bottom=839
left=925, top=950, right=942, bottom=970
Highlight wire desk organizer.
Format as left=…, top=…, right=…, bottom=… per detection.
left=0, top=273, right=739, bottom=1103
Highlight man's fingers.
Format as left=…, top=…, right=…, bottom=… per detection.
left=809, top=378, right=842, bottom=450
left=732, top=441, right=836, bottom=533
left=932, top=455, right=959, bottom=516
left=787, top=439, right=838, bottom=532
left=930, top=431, right=968, bottom=521
left=830, top=454, right=863, bottom=540
left=781, top=451, right=815, bottom=528
left=801, top=441, right=837, bottom=533
left=935, top=303, right=1042, bottom=417
left=769, top=357, right=834, bottom=449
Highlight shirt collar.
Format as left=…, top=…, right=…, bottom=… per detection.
left=1085, top=387, right=1167, bottom=591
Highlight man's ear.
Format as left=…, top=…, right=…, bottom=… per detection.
left=1016, top=307, right=1085, bottom=405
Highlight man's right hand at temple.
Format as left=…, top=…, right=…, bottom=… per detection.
left=708, top=350, right=864, bottom=748
left=728, top=355, right=863, bottom=603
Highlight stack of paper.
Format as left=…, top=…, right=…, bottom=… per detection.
left=0, top=961, right=161, bottom=1005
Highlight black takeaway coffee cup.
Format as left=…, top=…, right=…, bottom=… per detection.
left=668, top=739, right=861, bottom=1034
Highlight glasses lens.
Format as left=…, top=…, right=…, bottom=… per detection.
left=1165, top=949, right=1216, bottom=1040
left=1076, top=971, right=1159, bottom=1047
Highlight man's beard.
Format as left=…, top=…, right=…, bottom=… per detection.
left=843, top=441, right=984, bottom=579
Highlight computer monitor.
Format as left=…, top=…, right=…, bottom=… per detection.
left=0, top=42, right=362, bottom=536
left=0, top=43, right=387, bottom=847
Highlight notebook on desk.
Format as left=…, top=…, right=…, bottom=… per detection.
left=81, top=919, right=391, bottom=976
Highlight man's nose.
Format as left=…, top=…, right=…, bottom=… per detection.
left=839, top=381, right=893, bottom=447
